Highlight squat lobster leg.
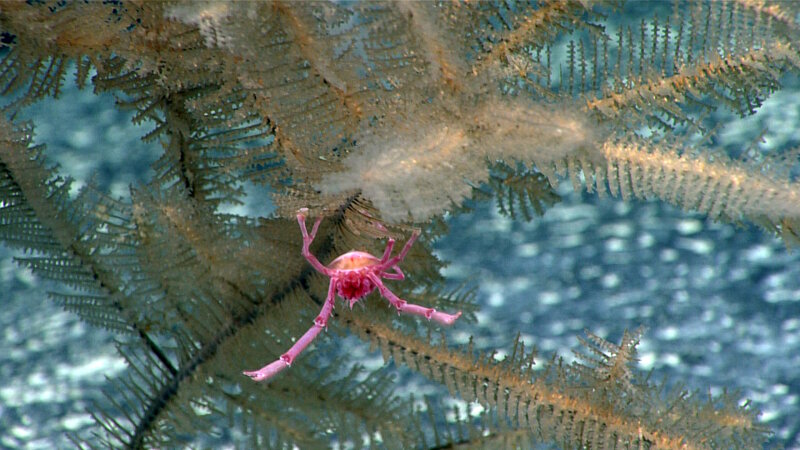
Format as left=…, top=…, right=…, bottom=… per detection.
left=243, top=282, right=336, bottom=382
left=296, top=208, right=332, bottom=277
left=368, top=273, right=462, bottom=325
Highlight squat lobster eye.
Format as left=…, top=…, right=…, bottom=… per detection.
left=243, top=208, right=462, bottom=382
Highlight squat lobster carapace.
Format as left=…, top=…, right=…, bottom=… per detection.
left=243, top=208, right=462, bottom=382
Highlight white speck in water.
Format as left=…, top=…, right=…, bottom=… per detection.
left=510, top=277, right=531, bottom=293
left=676, top=237, right=713, bottom=255
left=11, top=426, right=32, bottom=439
left=601, top=273, right=620, bottom=289
left=63, top=414, right=95, bottom=431
left=638, top=232, right=655, bottom=248
left=469, top=402, right=485, bottom=417
left=660, top=248, right=678, bottom=262
left=14, top=267, right=37, bottom=287
left=605, top=237, right=626, bottom=252
left=745, top=244, right=772, bottom=262
left=782, top=319, right=800, bottom=331
left=765, top=288, right=800, bottom=303
left=638, top=352, right=655, bottom=370
left=488, top=292, right=505, bottom=307
left=473, top=311, right=490, bottom=326
left=661, top=353, right=681, bottom=367
left=549, top=321, right=565, bottom=335
left=765, top=273, right=788, bottom=288
left=760, top=408, right=780, bottom=423
left=676, top=219, right=702, bottom=235
left=444, top=398, right=468, bottom=423
left=361, top=355, right=385, bottom=372
left=538, top=291, right=560, bottom=305
left=658, top=326, right=679, bottom=340
left=600, top=222, right=633, bottom=238
left=516, top=243, right=538, bottom=257
left=69, top=128, right=95, bottom=148
left=693, top=365, right=713, bottom=376
left=772, top=384, right=789, bottom=396
left=554, top=234, right=584, bottom=248
left=452, top=330, right=472, bottom=344
left=579, top=265, right=602, bottom=279
left=720, top=314, right=734, bottom=328
left=57, top=355, right=126, bottom=380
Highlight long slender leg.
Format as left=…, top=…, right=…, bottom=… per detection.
left=243, top=280, right=337, bottom=382
left=377, top=229, right=419, bottom=271
left=378, top=237, right=402, bottom=279
left=296, top=208, right=332, bottom=276
left=379, top=238, right=396, bottom=263
left=368, top=273, right=461, bottom=326
left=380, top=266, right=404, bottom=280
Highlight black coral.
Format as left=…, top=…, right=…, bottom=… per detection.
left=1, top=0, right=798, bottom=448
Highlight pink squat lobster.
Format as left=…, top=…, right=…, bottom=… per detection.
left=243, top=208, right=462, bottom=382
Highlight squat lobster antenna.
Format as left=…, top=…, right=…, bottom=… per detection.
left=243, top=208, right=461, bottom=382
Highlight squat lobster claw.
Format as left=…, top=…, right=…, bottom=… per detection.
left=243, top=208, right=462, bottom=382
